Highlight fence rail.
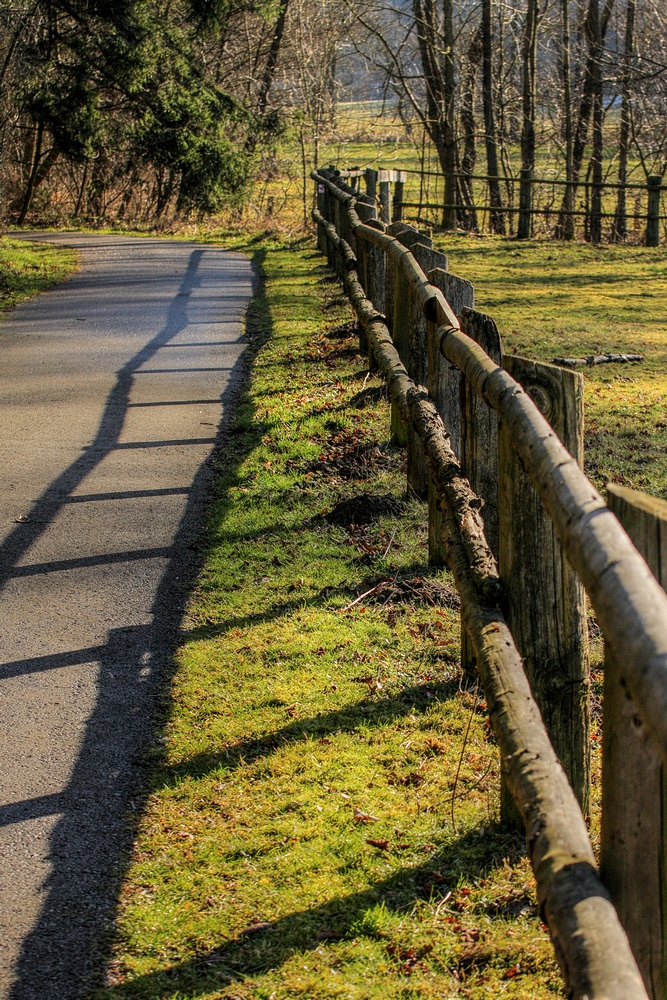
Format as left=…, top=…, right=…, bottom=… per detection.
left=312, top=164, right=667, bottom=999
left=337, top=165, right=666, bottom=243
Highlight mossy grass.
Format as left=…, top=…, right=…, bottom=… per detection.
left=432, top=235, right=667, bottom=501
left=0, top=235, right=77, bottom=313
left=93, top=236, right=563, bottom=998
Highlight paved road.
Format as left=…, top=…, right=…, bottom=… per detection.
left=0, top=235, right=255, bottom=997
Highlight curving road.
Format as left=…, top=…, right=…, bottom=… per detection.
left=0, top=235, right=255, bottom=998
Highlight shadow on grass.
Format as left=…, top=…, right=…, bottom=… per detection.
left=165, top=678, right=462, bottom=784
left=101, top=826, right=525, bottom=998
left=180, top=552, right=456, bottom=646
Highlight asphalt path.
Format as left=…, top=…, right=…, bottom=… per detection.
left=0, top=234, right=255, bottom=997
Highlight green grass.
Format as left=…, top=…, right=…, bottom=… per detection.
left=0, top=235, right=78, bottom=311
left=92, top=236, right=564, bottom=999
left=432, top=235, right=667, bottom=501
left=6, top=218, right=658, bottom=997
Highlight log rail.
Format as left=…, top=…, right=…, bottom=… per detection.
left=310, top=165, right=667, bottom=1000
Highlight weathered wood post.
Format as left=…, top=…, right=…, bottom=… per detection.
left=646, top=176, right=661, bottom=247
left=365, top=168, right=378, bottom=202
left=392, top=172, right=407, bottom=222
left=379, top=170, right=392, bottom=223
left=352, top=197, right=377, bottom=353
left=323, top=182, right=337, bottom=272
left=403, top=242, right=448, bottom=499
left=363, top=219, right=387, bottom=317
left=353, top=198, right=377, bottom=275
left=518, top=167, right=532, bottom=240
left=458, top=308, right=502, bottom=678
left=316, top=178, right=328, bottom=255
left=384, top=223, right=422, bottom=342
left=332, top=196, right=344, bottom=277
left=386, top=224, right=429, bottom=446
left=601, top=485, right=667, bottom=1000
left=498, top=357, right=589, bottom=823
left=425, top=268, right=472, bottom=566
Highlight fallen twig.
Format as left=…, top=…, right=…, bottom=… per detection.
left=553, top=353, right=643, bottom=368
left=340, top=583, right=383, bottom=612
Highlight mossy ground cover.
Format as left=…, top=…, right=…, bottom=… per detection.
left=93, top=237, right=564, bottom=999
left=0, top=235, right=77, bottom=312
left=432, top=235, right=667, bottom=502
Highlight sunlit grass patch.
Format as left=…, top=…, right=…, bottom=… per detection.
left=95, top=237, right=563, bottom=999
left=435, top=235, right=667, bottom=500
left=0, top=236, right=77, bottom=314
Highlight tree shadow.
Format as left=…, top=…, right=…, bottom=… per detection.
left=163, top=677, right=462, bottom=785
left=99, top=825, right=525, bottom=998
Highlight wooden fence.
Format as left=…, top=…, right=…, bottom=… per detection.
left=312, top=164, right=667, bottom=1000
left=339, top=165, right=666, bottom=245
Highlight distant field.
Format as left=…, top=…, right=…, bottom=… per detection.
left=429, top=236, right=667, bottom=501
left=251, top=103, right=660, bottom=242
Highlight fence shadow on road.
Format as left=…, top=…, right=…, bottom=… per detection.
left=2, top=245, right=266, bottom=999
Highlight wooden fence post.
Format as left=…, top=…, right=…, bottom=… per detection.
left=365, top=168, right=378, bottom=202
left=379, top=172, right=392, bottom=223
left=392, top=172, right=407, bottom=222
left=386, top=225, right=429, bottom=446
left=646, top=176, right=661, bottom=247
left=426, top=268, right=472, bottom=567
left=316, top=179, right=328, bottom=255
left=354, top=198, right=378, bottom=285
left=601, top=485, right=667, bottom=999
left=320, top=181, right=337, bottom=272
left=353, top=199, right=377, bottom=355
left=404, top=243, right=448, bottom=499
left=498, top=356, right=589, bottom=823
left=458, top=308, right=502, bottom=679
left=363, top=220, right=386, bottom=317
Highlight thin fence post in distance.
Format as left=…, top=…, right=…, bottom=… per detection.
left=458, top=307, right=502, bottom=678
left=392, top=172, right=406, bottom=222
left=601, top=485, right=667, bottom=1000
left=365, top=167, right=377, bottom=202
left=315, top=179, right=328, bottom=255
left=379, top=172, right=392, bottom=223
left=646, top=176, right=661, bottom=247
left=498, top=356, right=589, bottom=826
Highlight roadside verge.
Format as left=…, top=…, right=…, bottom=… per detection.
left=95, top=235, right=563, bottom=1000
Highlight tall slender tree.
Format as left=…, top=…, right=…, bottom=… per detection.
left=612, top=0, right=636, bottom=239
left=482, top=0, right=505, bottom=234
left=518, top=0, right=539, bottom=238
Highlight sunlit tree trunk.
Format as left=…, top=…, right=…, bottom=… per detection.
left=482, top=0, right=504, bottom=234
left=518, top=0, right=539, bottom=239
left=612, top=0, right=635, bottom=240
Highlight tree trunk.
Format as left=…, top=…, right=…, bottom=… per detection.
left=442, top=0, right=457, bottom=230
left=588, top=0, right=604, bottom=244
left=17, top=120, right=44, bottom=225
left=612, top=0, right=635, bottom=241
left=459, top=27, right=482, bottom=232
left=559, top=0, right=575, bottom=238
left=413, top=0, right=458, bottom=230
left=556, top=0, right=614, bottom=237
left=518, top=0, right=539, bottom=239
left=481, top=0, right=504, bottom=234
